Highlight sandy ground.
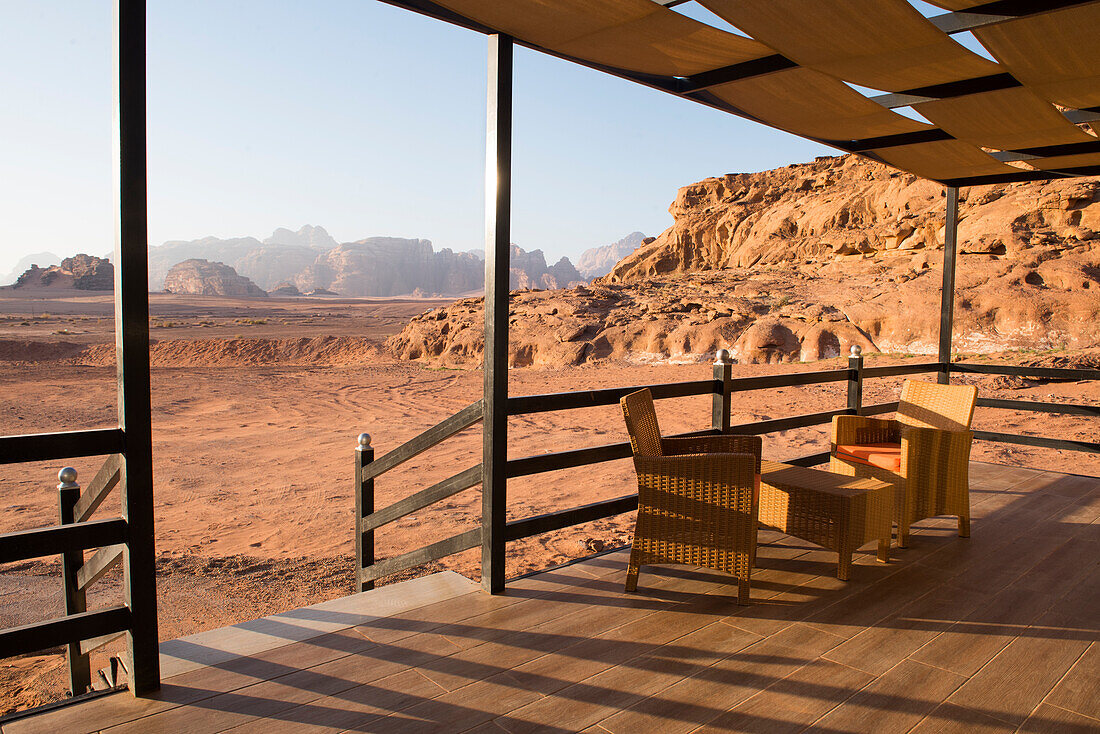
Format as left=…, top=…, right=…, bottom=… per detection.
left=0, top=290, right=1096, bottom=714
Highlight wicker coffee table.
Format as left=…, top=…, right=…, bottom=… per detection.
left=758, top=460, right=893, bottom=580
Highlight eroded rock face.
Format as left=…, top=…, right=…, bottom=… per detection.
left=388, top=155, right=1100, bottom=367
left=603, top=155, right=1100, bottom=283
left=10, top=255, right=113, bottom=290
left=163, top=259, right=267, bottom=297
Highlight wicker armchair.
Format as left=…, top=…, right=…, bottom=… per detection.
left=829, top=379, right=977, bottom=547
left=620, top=389, right=762, bottom=604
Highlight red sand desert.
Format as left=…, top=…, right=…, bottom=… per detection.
left=1, top=288, right=1096, bottom=712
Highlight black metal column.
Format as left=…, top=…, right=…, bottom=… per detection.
left=482, top=34, right=512, bottom=594
left=115, top=0, right=160, bottom=694
left=938, top=186, right=959, bottom=385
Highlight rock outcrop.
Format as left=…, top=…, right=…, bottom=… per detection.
left=9, top=255, right=113, bottom=290
left=508, top=245, right=587, bottom=290
left=603, top=155, right=1099, bottom=282
left=576, top=231, right=648, bottom=279
left=389, top=155, right=1100, bottom=367
left=294, top=238, right=482, bottom=297
left=163, top=259, right=267, bottom=298
left=2, top=252, right=60, bottom=287
left=270, top=282, right=302, bottom=296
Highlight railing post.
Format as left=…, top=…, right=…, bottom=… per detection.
left=712, top=349, right=733, bottom=433
left=58, top=467, right=92, bottom=696
left=847, top=345, right=864, bottom=415
left=938, top=185, right=959, bottom=385
left=355, top=433, right=375, bottom=592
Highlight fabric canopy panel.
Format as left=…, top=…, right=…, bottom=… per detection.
left=709, top=67, right=932, bottom=141
left=430, top=0, right=771, bottom=77
left=868, top=140, right=1018, bottom=181
left=973, top=4, right=1100, bottom=110
left=698, top=0, right=1000, bottom=92
left=1029, top=152, right=1100, bottom=171
left=920, top=0, right=991, bottom=8
left=914, top=88, right=1098, bottom=151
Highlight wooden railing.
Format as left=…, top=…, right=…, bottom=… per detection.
left=951, top=362, right=1100, bottom=454
left=0, top=453, right=131, bottom=696
left=354, top=351, right=1098, bottom=591
left=352, top=349, right=939, bottom=589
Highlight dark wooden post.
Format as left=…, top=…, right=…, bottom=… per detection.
left=482, top=33, right=512, bottom=594
left=712, top=349, right=733, bottom=433
left=355, top=433, right=375, bottom=592
left=938, top=186, right=959, bottom=385
left=847, top=345, right=864, bottom=415
left=58, top=467, right=92, bottom=695
left=115, top=0, right=160, bottom=695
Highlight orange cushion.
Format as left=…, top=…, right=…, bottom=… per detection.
left=835, top=443, right=902, bottom=472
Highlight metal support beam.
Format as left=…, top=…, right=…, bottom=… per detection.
left=115, top=0, right=160, bottom=695
left=938, top=187, right=960, bottom=384
left=482, top=33, right=512, bottom=595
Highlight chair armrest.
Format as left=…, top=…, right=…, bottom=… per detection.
left=661, top=435, right=762, bottom=472
left=832, top=415, right=900, bottom=446
left=633, top=452, right=757, bottom=514
left=899, top=425, right=973, bottom=478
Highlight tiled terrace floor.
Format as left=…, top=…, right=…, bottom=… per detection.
left=6, top=461, right=1099, bottom=734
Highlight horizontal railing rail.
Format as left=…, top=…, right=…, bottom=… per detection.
left=972, top=430, right=1099, bottom=454
left=507, top=379, right=717, bottom=415
left=0, top=607, right=131, bottom=660
left=976, top=397, right=1100, bottom=417
left=360, top=527, right=482, bottom=584
left=0, top=429, right=124, bottom=466
left=951, top=362, right=1100, bottom=381
left=362, top=464, right=483, bottom=533
left=0, top=518, right=127, bottom=565
left=861, top=362, right=942, bottom=379
left=360, top=400, right=483, bottom=483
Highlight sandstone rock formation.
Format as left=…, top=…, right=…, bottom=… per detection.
left=2, top=252, right=59, bottom=287
left=576, top=231, right=648, bottom=279
left=149, top=225, right=337, bottom=290
left=603, top=155, right=1099, bottom=282
left=163, top=259, right=267, bottom=298
left=9, top=255, right=113, bottom=290
left=389, top=155, right=1100, bottom=368
left=293, top=238, right=482, bottom=297
left=508, top=245, right=587, bottom=290
left=270, top=282, right=302, bottom=296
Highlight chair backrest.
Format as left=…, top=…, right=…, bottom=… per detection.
left=621, top=389, right=663, bottom=457
left=897, top=379, right=978, bottom=431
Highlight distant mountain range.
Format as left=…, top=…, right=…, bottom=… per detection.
left=146, top=226, right=646, bottom=297
left=576, top=231, right=650, bottom=279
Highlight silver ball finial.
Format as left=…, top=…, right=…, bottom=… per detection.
left=58, top=467, right=78, bottom=489
left=714, top=348, right=731, bottom=365
left=357, top=433, right=372, bottom=448
left=850, top=344, right=863, bottom=356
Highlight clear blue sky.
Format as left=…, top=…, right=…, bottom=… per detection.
left=1, top=1, right=864, bottom=275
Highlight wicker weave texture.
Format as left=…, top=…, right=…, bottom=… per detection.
left=897, top=380, right=977, bottom=431
left=831, top=379, right=977, bottom=547
left=621, top=389, right=760, bottom=603
left=758, top=460, right=893, bottom=580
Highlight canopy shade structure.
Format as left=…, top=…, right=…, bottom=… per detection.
left=383, top=0, right=1100, bottom=187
